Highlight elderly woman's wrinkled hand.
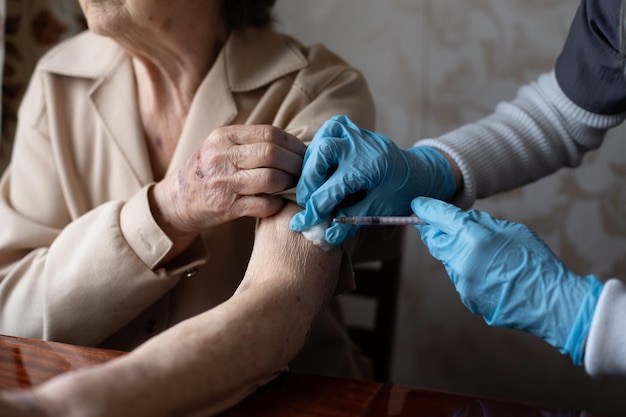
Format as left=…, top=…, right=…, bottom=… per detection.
left=151, top=124, right=306, bottom=238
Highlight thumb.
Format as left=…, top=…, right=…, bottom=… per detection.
left=411, top=196, right=466, bottom=235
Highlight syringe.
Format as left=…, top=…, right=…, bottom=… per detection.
left=332, top=216, right=425, bottom=226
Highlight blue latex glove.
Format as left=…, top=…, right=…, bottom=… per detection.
left=411, top=196, right=603, bottom=366
left=290, top=115, right=456, bottom=246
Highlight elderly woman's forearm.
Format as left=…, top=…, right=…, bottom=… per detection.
left=32, top=205, right=342, bottom=417
left=31, top=280, right=328, bottom=416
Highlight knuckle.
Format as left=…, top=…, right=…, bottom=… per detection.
left=260, top=124, right=282, bottom=143
left=209, top=126, right=229, bottom=143
left=260, top=142, right=277, bottom=162
left=262, top=124, right=273, bottom=139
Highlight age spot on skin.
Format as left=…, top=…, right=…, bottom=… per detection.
left=194, top=152, right=205, bottom=179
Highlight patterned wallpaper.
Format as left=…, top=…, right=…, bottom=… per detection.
left=0, top=0, right=85, bottom=172
left=275, top=0, right=626, bottom=415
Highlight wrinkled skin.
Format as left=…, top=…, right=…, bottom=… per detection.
left=150, top=125, right=306, bottom=263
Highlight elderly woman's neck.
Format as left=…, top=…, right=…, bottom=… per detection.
left=129, top=28, right=227, bottom=108
left=128, top=27, right=228, bottom=180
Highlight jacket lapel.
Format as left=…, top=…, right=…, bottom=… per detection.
left=40, top=28, right=309, bottom=184
left=40, top=31, right=153, bottom=187
left=167, top=27, right=308, bottom=174
left=89, top=55, right=154, bottom=185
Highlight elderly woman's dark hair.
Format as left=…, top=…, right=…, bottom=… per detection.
left=222, top=0, right=277, bottom=32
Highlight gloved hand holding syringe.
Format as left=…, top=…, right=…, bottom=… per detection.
left=290, top=114, right=455, bottom=246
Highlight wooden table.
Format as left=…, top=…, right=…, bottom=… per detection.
left=0, top=334, right=590, bottom=416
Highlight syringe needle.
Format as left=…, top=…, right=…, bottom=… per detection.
left=332, top=216, right=425, bottom=226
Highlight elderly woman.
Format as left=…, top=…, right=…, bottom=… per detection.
left=0, top=0, right=376, bottom=415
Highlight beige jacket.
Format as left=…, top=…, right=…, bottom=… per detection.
left=0, top=28, right=375, bottom=378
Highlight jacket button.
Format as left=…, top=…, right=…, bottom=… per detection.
left=184, top=268, right=198, bottom=278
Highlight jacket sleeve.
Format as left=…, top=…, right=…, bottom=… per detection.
left=555, top=0, right=626, bottom=115
left=418, top=71, right=626, bottom=209
left=584, top=278, right=626, bottom=376
left=418, top=0, right=626, bottom=208
left=0, top=70, right=206, bottom=346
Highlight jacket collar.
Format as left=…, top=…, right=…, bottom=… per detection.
left=39, top=28, right=308, bottom=182
left=40, top=27, right=308, bottom=96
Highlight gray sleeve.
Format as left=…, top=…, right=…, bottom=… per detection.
left=416, top=71, right=626, bottom=208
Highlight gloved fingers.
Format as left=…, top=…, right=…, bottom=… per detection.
left=290, top=207, right=322, bottom=233
left=465, top=208, right=510, bottom=231
left=325, top=115, right=392, bottom=156
left=471, top=210, right=543, bottom=245
left=410, top=197, right=458, bottom=255
left=325, top=221, right=359, bottom=246
left=290, top=202, right=362, bottom=246
left=411, top=197, right=495, bottom=261
left=411, top=196, right=499, bottom=237
left=331, top=192, right=397, bottom=222
left=296, top=138, right=343, bottom=205
left=413, top=223, right=456, bottom=261
left=296, top=115, right=358, bottom=204
left=313, top=114, right=355, bottom=138
left=290, top=186, right=339, bottom=231
left=410, top=196, right=473, bottom=235
left=491, top=216, right=539, bottom=239
left=292, top=171, right=371, bottom=231
left=328, top=114, right=361, bottom=131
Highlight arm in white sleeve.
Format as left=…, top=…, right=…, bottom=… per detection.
left=584, top=278, right=626, bottom=376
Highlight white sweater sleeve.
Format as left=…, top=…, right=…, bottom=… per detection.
left=584, top=279, right=626, bottom=376
left=416, top=71, right=626, bottom=208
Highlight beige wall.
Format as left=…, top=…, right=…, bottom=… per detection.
left=275, top=1, right=626, bottom=414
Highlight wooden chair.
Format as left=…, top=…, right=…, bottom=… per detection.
left=340, top=226, right=404, bottom=382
